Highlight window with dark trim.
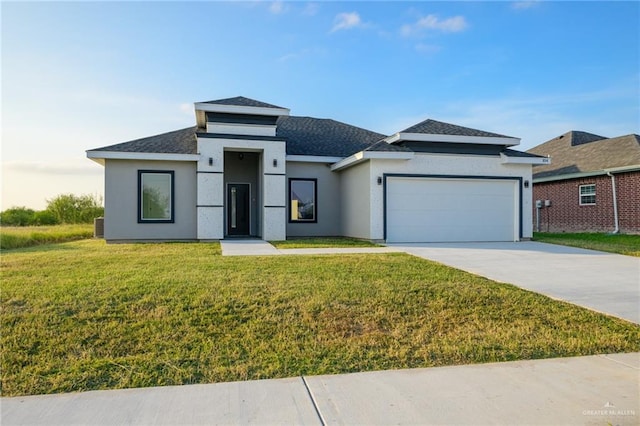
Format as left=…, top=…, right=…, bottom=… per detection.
left=138, top=170, right=175, bottom=223
left=579, top=184, right=596, bottom=205
left=289, top=178, right=317, bottom=223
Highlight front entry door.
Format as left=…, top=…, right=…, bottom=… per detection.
left=227, top=183, right=250, bottom=236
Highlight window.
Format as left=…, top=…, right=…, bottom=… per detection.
left=138, top=170, right=174, bottom=223
left=289, top=178, right=317, bottom=223
left=579, top=184, right=596, bottom=205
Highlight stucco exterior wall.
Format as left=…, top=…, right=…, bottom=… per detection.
left=224, top=151, right=260, bottom=236
left=532, top=171, right=639, bottom=234
left=339, top=161, right=372, bottom=239
left=368, top=153, right=534, bottom=240
left=104, top=159, right=197, bottom=241
left=286, top=161, right=342, bottom=237
left=196, top=136, right=286, bottom=240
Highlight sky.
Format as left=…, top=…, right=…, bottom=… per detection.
left=2, top=1, right=639, bottom=210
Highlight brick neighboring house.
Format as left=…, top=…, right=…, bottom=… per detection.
left=527, top=131, right=640, bottom=234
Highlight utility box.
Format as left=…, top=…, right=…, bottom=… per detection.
left=545, top=200, right=552, bottom=207
left=535, top=200, right=543, bottom=208
left=94, top=217, right=104, bottom=238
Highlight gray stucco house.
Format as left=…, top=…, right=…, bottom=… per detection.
left=87, top=96, right=547, bottom=243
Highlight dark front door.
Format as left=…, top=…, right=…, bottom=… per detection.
left=227, top=183, right=250, bottom=236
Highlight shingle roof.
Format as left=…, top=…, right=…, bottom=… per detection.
left=552, top=130, right=607, bottom=146
left=87, top=117, right=385, bottom=157
left=527, top=133, right=640, bottom=179
left=400, top=119, right=511, bottom=138
left=276, top=116, right=385, bottom=156
left=88, top=127, right=197, bottom=154
left=363, top=140, right=412, bottom=153
left=501, top=149, right=546, bottom=158
left=200, top=96, right=285, bottom=110
left=87, top=110, right=524, bottom=160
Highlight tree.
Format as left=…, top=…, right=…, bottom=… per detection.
left=0, top=207, right=36, bottom=226
left=46, top=194, right=104, bottom=224
left=33, top=210, right=59, bottom=225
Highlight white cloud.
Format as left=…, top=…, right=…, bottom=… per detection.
left=331, top=12, right=363, bottom=33
left=3, top=160, right=103, bottom=176
left=302, top=3, right=319, bottom=16
left=415, top=43, right=442, bottom=55
left=401, top=14, right=467, bottom=37
left=511, top=1, right=540, bottom=10
left=269, top=1, right=287, bottom=15
left=374, top=86, right=638, bottom=152
left=179, top=103, right=193, bottom=115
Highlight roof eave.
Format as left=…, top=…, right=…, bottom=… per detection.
left=330, top=151, right=414, bottom=172
left=194, top=102, right=290, bottom=117
left=384, top=132, right=520, bottom=146
left=86, top=151, right=200, bottom=162
left=533, top=164, right=640, bottom=183
left=500, top=153, right=551, bottom=165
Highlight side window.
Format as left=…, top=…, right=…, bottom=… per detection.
left=138, top=170, right=175, bottom=223
left=579, top=184, right=596, bottom=206
left=289, top=178, right=317, bottom=223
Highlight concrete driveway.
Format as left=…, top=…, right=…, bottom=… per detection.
left=389, top=241, right=640, bottom=324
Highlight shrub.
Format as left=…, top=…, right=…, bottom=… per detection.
left=0, top=207, right=36, bottom=226
left=46, top=194, right=104, bottom=224
left=33, top=210, right=60, bottom=225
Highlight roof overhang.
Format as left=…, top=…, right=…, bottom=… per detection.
left=331, top=151, right=415, bottom=171
left=86, top=150, right=200, bottom=165
left=384, top=132, right=520, bottom=146
left=533, top=164, right=640, bottom=183
left=500, top=153, right=551, bottom=165
left=194, top=103, right=290, bottom=128
left=286, top=155, right=345, bottom=163
left=194, top=102, right=290, bottom=117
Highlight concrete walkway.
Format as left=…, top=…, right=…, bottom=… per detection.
left=220, top=239, right=402, bottom=256
left=222, top=240, right=639, bottom=324
left=390, top=242, right=640, bottom=324
left=3, top=353, right=638, bottom=425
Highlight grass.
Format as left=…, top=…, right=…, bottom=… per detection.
left=2, top=240, right=639, bottom=397
left=533, top=232, right=640, bottom=257
left=270, top=237, right=380, bottom=249
left=0, top=224, right=94, bottom=250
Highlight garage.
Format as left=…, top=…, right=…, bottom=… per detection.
left=385, top=176, right=519, bottom=243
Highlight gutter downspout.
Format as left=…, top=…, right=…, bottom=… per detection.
left=607, top=172, right=620, bottom=234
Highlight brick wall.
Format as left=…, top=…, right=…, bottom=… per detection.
left=532, top=171, right=639, bottom=234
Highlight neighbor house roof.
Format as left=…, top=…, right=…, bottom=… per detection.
left=200, top=96, right=285, bottom=110
left=400, top=119, right=510, bottom=138
left=527, top=132, right=640, bottom=179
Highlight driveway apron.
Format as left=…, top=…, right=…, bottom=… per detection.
left=389, top=241, right=640, bottom=324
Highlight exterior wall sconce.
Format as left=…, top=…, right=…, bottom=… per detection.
left=208, top=157, right=213, bottom=166
left=377, top=176, right=383, bottom=185
left=524, top=180, right=529, bottom=188
left=273, top=159, right=278, bottom=167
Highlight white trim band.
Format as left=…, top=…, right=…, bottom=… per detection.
left=385, top=132, right=520, bottom=146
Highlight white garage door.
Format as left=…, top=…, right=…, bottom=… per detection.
left=386, top=177, right=518, bottom=243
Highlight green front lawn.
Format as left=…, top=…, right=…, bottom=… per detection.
left=533, top=232, right=640, bottom=257
left=2, top=240, right=638, bottom=396
left=270, top=237, right=380, bottom=249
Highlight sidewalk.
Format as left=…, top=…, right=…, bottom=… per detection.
left=3, top=353, right=638, bottom=425
left=220, top=239, right=402, bottom=256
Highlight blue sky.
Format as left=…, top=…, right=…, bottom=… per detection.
left=2, top=1, right=639, bottom=209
